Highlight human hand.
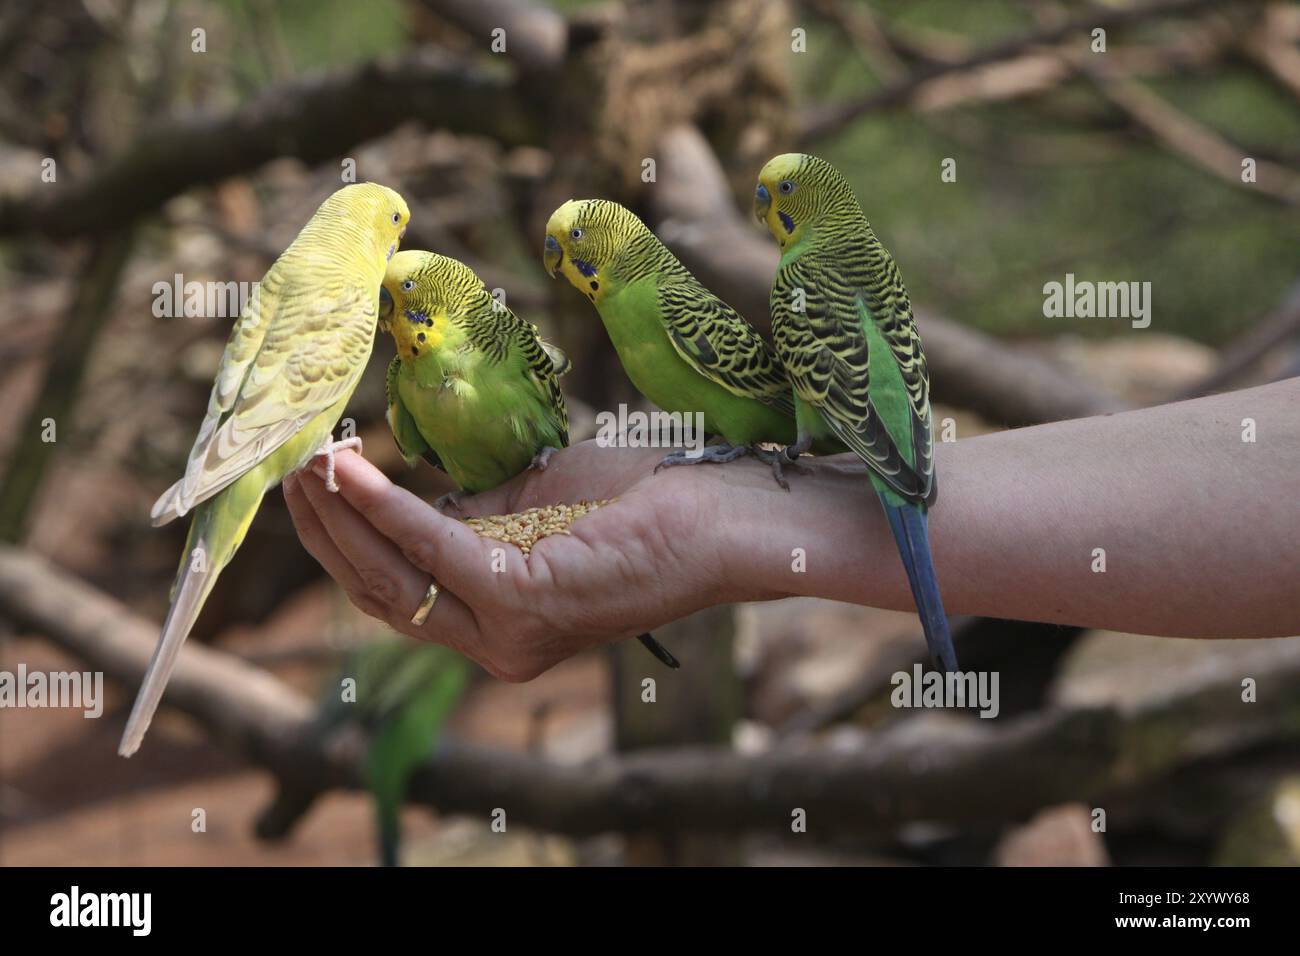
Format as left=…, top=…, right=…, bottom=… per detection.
left=282, top=440, right=753, bottom=681
left=288, top=380, right=1300, bottom=657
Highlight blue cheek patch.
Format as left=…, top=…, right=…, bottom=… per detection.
left=405, top=309, right=431, bottom=326
left=574, top=258, right=598, bottom=278
left=779, top=211, right=795, bottom=234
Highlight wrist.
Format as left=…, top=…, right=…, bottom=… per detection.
left=711, top=453, right=898, bottom=609
left=706, top=459, right=816, bottom=605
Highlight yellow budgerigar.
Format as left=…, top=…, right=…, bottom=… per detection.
left=118, top=183, right=410, bottom=757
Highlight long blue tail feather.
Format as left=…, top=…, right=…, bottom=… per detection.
left=878, top=493, right=958, bottom=673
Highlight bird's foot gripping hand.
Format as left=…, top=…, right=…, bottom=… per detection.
left=749, top=444, right=810, bottom=492
left=653, top=442, right=749, bottom=473
left=530, top=446, right=560, bottom=472
left=309, top=437, right=364, bottom=493
left=434, top=489, right=469, bottom=513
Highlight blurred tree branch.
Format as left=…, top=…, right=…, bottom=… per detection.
left=0, top=49, right=543, bottom=239
left=798, top=0, right=1242, bottom=142
left=0, top=229, right=136, bottom=542
left=1178, top=281, right=1300, bottom=398
left=3, top=544, right=1300, bottom=838
left=1078, top=60, right=1300, bottom=206
left=808, top=0, right=1240, bottom=122
left=420, top=0, right=568, bottom=72
left=1241, top=3, right=1300, bottom=105
left=1006, top=0, right=1300, bottom=206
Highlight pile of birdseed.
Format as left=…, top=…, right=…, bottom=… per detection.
left=461, top=499, right=610, bottom=556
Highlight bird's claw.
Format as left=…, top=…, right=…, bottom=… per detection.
left=654, top=443, right=749, bottom=473
left=770, top=459, right=791, bottom=491
left=309, top=436, right=363, bottom=493
left=435, top=490, right=468, bottom=514
left=530, top=446, right=559, bottom=472
left=751, top=444, right=807, bottom=491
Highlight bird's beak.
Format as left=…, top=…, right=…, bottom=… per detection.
left=543, top=234, right=562, bottom=278
left=378, top=285, right=394, bottom=329
left=387, top=227, right=406, bottom=263
left=754, top=183, right=771, bottom=225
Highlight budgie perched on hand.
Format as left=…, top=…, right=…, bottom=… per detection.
left=754, top=154, right=956, bottom=673
left=544, top=199, right=838, bottom=482
left=119, top=183, right=411, bottom=757
left=380, top=250, right=678, bottom=669
left=381, top=251, right=568, bottom=501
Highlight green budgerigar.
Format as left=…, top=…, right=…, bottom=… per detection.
left=544, top=199, right=837, bottom=481
left=381, top=251, right=569, bottom=500
left=119, top=183, right=411, bottom=757
left=379, top=250, right=678, bottom=669
left=754, top=154, right=957, bottom=672
left=316, top=638, right=470, bottom=866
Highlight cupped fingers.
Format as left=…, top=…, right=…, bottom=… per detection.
left=292, top=469, right=469, bottom=644
left=283, top=473, right=390, bottom=622
left=327, top=450, right=499, bottom=597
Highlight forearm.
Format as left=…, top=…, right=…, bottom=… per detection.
left=718, top=379, right=1300, bottom=638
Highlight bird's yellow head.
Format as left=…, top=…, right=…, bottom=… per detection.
left=380, top=250, right=484, bottom=361
left=754, top=153, right=857, bottom=250
left=543, top=199, right=645, bottom=306
left=321, top=182, right=410, bottom=266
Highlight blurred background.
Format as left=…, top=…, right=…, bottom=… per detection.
left=1, top=0, right=1299, bottom=867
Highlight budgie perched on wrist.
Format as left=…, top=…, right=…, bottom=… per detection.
left=754, top=154, right=956, bottom=672
left=544, top=199, right=840, bottom=484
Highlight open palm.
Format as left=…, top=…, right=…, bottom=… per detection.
left=283, top=440, right=745, bottom=680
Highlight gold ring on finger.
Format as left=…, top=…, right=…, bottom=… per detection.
left=410, top=579, right=441, bottom=626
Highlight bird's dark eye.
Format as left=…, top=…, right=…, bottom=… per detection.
left=392, top=212, right=401, bottom=224
left=571, top=228, right=584, bottom=240
left=779, top=180, right=796, bottom=195
left=402, top=280, right=415, bottom=292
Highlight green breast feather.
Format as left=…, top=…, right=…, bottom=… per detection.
left=386, top=295, right=568, bottom=495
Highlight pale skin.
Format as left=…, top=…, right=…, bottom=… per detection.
left=283, top=379, right=1300, bottom=681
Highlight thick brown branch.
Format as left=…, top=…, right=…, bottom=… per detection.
left=0, top=49, right=542, bottom=239
left=646, top=125, right=1127, bottom=426
left=3, top=545, right=1300, bottom=838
